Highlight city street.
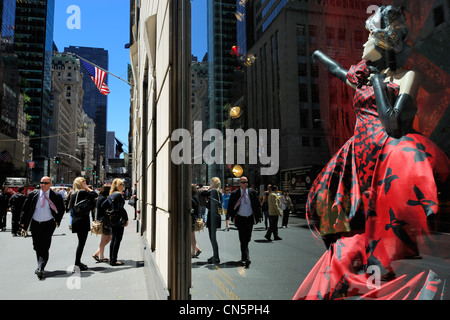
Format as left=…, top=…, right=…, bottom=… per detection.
left=2, top=204, right=448, bottom=300
left=191, top=214, right=326, bottom=300
left=0, top=204, right=147, bottom=300
left=0, top=204, right=326, bottom=300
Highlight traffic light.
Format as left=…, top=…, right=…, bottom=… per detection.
left=55, top=156, right=60, bottom=164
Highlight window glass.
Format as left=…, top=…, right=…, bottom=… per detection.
left=191, top=0, right=450, bottom=301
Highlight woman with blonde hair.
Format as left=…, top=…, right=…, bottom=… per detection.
left=200, top=177, right=222, bottom=265
left=92, top=184, right=112, bottom=263
left=101, top=178, right=129, bottom=266
left=70, top=177, right=97, bottom=271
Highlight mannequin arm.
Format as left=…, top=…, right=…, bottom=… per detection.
left=312, top=50, right=348, bottom=82
left=371, top=72, right=418, bottom=138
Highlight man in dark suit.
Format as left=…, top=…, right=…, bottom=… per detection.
left=20, top=176, right=65, bottom=280
left=227, top=176, right=262, bottom=268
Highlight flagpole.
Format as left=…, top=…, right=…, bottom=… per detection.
left=67, top=52, right=133, bottom=87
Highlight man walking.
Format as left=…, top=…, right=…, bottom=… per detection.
left=265, top=185, right=283, bottom=241
left=20, top=176, right=65, bottom=280
left=228, top=176, right=262, bottom=268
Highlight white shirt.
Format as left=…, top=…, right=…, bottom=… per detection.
left=33, top=190, right=54, bottom=222
left=237, top=188, right=253, bottom=217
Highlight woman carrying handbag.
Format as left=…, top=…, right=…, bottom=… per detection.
left=92, top=184, right=112, bottom=263
left=70, top=177, right=98, bottom=271
left=200, top=177, right=222, bottom=265
left=101, top=178, right=129, bottom=266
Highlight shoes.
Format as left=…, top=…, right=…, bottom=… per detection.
left=92, top=255, right=100, bottom=262
left=264, top=234, right=271, bottom=241
left=74, top=263, right=89, bottom=271
left=195, top=250, right=202, bottom=257
left=243, top=260, right=251, bottom=268
left=35, top=268, right=45, bottom=280
left=110, top=261, right=124, bottom=266
left=274, top=236, right=282, bottom=240
left=207, top=257, right=220, bottom=264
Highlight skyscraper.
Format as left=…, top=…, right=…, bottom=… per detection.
left=13, top=0, right=55, bottom=180
left=207, top=0, right=237, bottom=180
left=63, top=46, right=108, bottom=170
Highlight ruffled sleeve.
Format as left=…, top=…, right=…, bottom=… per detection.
left=347, top=60, right=370, bottom=88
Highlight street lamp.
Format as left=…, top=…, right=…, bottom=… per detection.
left=232, top=164, right=243, bottom=177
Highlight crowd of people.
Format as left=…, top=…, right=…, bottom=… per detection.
left=0, top=176, right=134, bottom=280
left=190, top=176, right=293, bottom=268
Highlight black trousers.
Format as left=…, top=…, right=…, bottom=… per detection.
left=110, top=226, right=124, bottom=263
left=30, top=219, right=56, bottom=271
left=11, top=210, right=21, bottom=234
left=234, top=215, right=254, bottom=261
left=75, top=230, right=89, bottom=265
left=266, top=215, right=279, bottom=238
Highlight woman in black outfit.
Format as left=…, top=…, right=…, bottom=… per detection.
left=92, top=184, right=112, bottom=262
left=101, top=178, right=128, bottom=266
left=70, top=177, right=97, bottom=271
left=200, top=177, right=222, bottom=265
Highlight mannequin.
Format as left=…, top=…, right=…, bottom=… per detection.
left=295, top=5, right=449, bottom=300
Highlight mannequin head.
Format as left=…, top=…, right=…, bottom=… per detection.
left=364, top=5, right=409, bottom=71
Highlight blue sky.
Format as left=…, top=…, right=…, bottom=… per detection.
left=53, top=0, right=208, bottom=154
left=53, top=0, right=131, bottom=152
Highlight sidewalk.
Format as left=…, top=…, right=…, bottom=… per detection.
left=190, top=215, right=326, bottom=300
left=0, top=204, right=148, bottom=300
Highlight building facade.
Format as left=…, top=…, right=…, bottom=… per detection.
left=13, top=0, right=55, bottom=181
left=50, top=52, right=88, bottom=184
left=129, top=0, right=192, bottom=299
left=0, top=0, right=32, bottom=180
left=64, top=46, right=109, bottom=183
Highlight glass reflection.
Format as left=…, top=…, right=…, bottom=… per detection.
left=190, top=0, right=450, bottom=300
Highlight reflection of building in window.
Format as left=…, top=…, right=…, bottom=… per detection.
left=244, top=0, right=376, bottom=187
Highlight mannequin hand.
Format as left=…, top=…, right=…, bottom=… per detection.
left=369, top=72, right=386, bottom=84
left=311, top=50, right=323, bottom=63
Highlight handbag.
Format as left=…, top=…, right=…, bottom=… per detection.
left=91, top=220, right=103, bottom=235
left=128, top=198, right=136, bottom=206
left=73, top=191, right=95, bottom=215
left=194, top=218, right=204, bottom=232
left=210, top=190, right=223, bottom=215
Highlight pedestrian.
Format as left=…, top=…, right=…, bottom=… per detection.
left=101, top=178, right=129, bottom=266
left=222, top=185, right=231, bottom=231
left=197, top=183, right=207, bottom=223
left=129, top=182, right=138, bottom=220
left=191, top=184, right=202, bottom=258
left=265, top=185, right=282, bottom=241
left=9, top=186, right=26, bottom=236
left=0, top=187, right=11, bottom=231
left=19, top=176, right=66, bottom=280
left=70, top=177, right=97, bottom=271
left=200, top=177, right=222, bottom=265
left=65, top=187, right=74, bottom=229
left=227, top=176, right=262, bottom=268
left=260, top=188, right=270, bottom=230
left=280, top=190, right=292, bottom=228
left=92, top=184, right=112, bottom=263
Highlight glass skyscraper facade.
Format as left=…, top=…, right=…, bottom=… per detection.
left=207, top=0, right=237, bottom=180
left=1, top=0, right=18, bottom=138
left=14, top=0, right=55, bottom=179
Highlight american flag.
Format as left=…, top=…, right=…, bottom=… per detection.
left=81, top=60, right=110, bottom=95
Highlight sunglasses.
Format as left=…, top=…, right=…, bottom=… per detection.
left=239, top=181, right=248, bottom=184
left=40, top=182, right=51, bottom=185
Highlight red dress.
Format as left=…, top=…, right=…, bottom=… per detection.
left=294, top=60, right=450, bottom=300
